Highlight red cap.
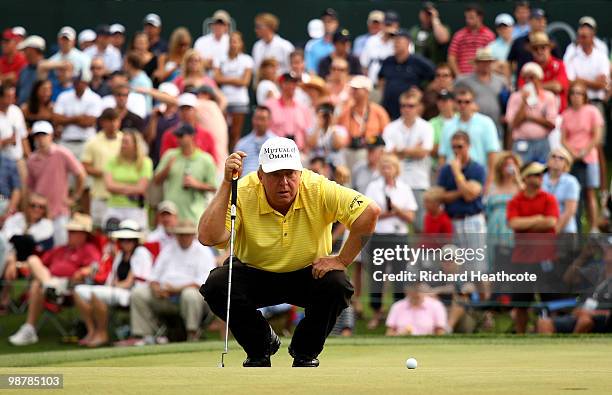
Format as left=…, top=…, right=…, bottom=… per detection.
left=2, top=28, right=19, bottom=40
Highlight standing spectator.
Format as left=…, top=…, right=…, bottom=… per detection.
left=27, top=121, right=86, bottom=246
left=306, top=102, right=349, bottom=167
left=103, top=131, right=153, bottom=229
left=21, top=79, right=54, bottom=129
left=561, top=81, right=604, bottom=233
left=109, top=24, right=126, bottom=53
left=78, top=29, right=96, bottom=52
left=408, top=2, right=451, bottom=66
left=155, top=28, right=192, bottom=85
left=112, top=84, right=145, bottom=134
left=214, top=31, right=254, bottom=151
left=129, top=32, right=158, bottom=81
left=265, top=72, right=312, bottom=150
left=512, top=1, right=532, bottom=39
left=487, top=14, right=514, bottom=80
left=304, top=8, right=338, bottom=73
left=378, top=30, right=435, bottom=120
left=351, top=136, right=384, bottom=195
left=563, top=17, right=609, bottom=61
left=234, top=106, right=276, bottom=177
left=385, top=284, right=447, bottom=336
left=48, top=61, right=75, bottom=101
left=192, top=85, right=228, bottom=167
left=352, top=10, right=384, bottom=58
left=455, top=47, right=508, bottom=137
left=147, top=200, right=178, bottom=250
left=255, top=58, right=280, bottom=105
left=423, top=63, right=455, bottom=120
left=143, top=13, right=168, bottom=56
left=360, top=10, right=398, bottom=85
left=543, top=148, right=580, bottom=233
left=506, top=62, right=558, bottom=164
left=519, top=32, right=569, bottom=111
left=84, top=25, right=122, bottom=73
left=0, top=84, right=30, bottom=190
left=81, top=108, right=123, bottom=228
left=438, top=87, right=500, bottom=186
left=194, top=10, right=231, bottom=70
left=429, top=89, right=456, bottom=159
left=172, top=50, right=222, bottom=101
left=16, top=35, right=45, bottom=105
left=383, top=91, right=434, bottom=231
left=124, top=52, right=153, bottom=114
left=324, top=58, right=351, bottom=112
left=0, top=28, right=27, bottom=85
left=54, top=73, right=103, bottom=159
left=317, top=29, right=362, bottom=79
left=447, top=3, right=495, bottom=76
left=143, top=82, right=180, bottom=167
left=88, top=58, right=111, bottom=97
left=252, top=13, right=295, bottom=74
left=100, top=71, right=147, bottom=119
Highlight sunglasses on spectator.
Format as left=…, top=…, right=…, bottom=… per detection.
left=29, top=203, right=46, bottom=209
left=451, top=144, right=465, bottom=150
left=456, top=99, right=472, bottom=105
left=400, top=103, right=417, bottom=108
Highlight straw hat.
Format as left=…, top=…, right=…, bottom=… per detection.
left=171, top=220, right=197, bottom=235
left=66, top=213, right=93, bottom=233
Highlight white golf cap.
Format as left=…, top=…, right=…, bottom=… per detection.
left=177, top=93, right=197, bottom=108
left=367, top=10, right=385, bottom=23
left=521, top=61, right=544, bottom=80
left=78, top=29, right=96, bottom=43
left=17, top=35, right=46, bottom=51
left=258, top=137, right=303, bottom=173
left=12, top=26, right=26, bottom=37
left=158, top=82, right=180, bottom=98
left=578, top=16, right=597, bottom=29
left=495, top=13, right=515, bottom=27
left=58, top=26, right=77, bottom=41
left=307, top=19, right=324, bottom=39
left=32, top=121, right=54, bottom=135
left=110, top=23, right=126, bottom=34
left=144, top=13, right=162, bottom=27
left=210, top=10, right=231, bottom=24
left=349, top=75, right=373, bottom=91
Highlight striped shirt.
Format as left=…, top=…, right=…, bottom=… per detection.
left=448, top=26, right=495, bottom=75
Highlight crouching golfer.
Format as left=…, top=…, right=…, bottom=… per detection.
left=199, top=137, right=380, bottom=367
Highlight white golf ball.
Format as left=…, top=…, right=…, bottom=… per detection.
left=406, top=357, right=418, bottom=369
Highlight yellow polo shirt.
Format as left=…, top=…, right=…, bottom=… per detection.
left=217, top=169, right=372, bottom=273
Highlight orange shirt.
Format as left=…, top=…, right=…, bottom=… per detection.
left=336, top=102, right=390, bottom=140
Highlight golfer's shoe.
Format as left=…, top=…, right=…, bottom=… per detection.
left=242, top=326, right=281, bottom=367
left=288, top=347, right=320, bottom=367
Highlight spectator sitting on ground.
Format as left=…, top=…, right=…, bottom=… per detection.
left=8, top=213, right=100, bottom=346
left=74, top=220, right=152, bottom=347
left=385, top=283, right=447, bottom=336
left=147, top=200, right=179, bottom=251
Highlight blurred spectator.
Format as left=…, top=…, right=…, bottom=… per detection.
left=324, top=58, right=350, bottom=112
left=506, top=62, right=558, bottom=164
left=422, top=186, right=452, bottom=234
left=306, top=102, right=348, bottom=167
left=408, top=2, right=451, bottom=66
left=0, top=28, right=27, bottom=85
left=89, top=58, right=111, bottom=97
left=142, top=82, right=180, bottom=167
left=0, top=84, right=30, bottom=189
left=487, top=13, right=514, bottom=80
left=214, top=31, right=254, bottom=150
left=512, top=1, right=532, bottom=39
left=265, top=72, right=312, bottom=150
left=74, top=219, right=152, bottom=347
left=429, top=89, right=456, bottom=159
left=383, top=91, right=434, bottom=231
left=0, top=152, right=20, bottom=228
left=16, top=35, right=46, bottom=105
left=564, top=17, right=609, bottom=61
left=519, top=32, right=569, bottom=111
left=21, top=79, right=54, bottom=130
left=379, top=30, right=435, bottom=120
left=101, top=71, right=146, bottom=119
left=304, top=8, right=338, bottom=73
left=351, top=136, right=384, bottom=194
left=155, top=27, right=192, bottom=84
left=84, top=25, right=122, bottom=73
left=192, top=85, right=228, bottom=168
left=385, top=283, right=447, bottom=336
left=129, top=31, right=158, bottom=81
left=455, top=47, right=508, bottom=137
left=543, top=147, right=580, bottom=233
left=143, top=13, right=168, bottom=56
left=194, top=10, right=231, bottom=70
left=112, top=84, right=145, bottom=134
left=49, top=61, right=74, bottom=101
left=423, top=63, right=455, bottom=120
left=124, top=52, right=153, bottom=113
left=318, top=29, right=361, bottom=79
left=447, top=3, right=494, bottom=76
left=154, top=124, right=217, bottom=224
left=485, top=151, right=523, bottom=238
left=147, top=200, right=178, bottom=250
left=50, top=27, right=91, bottom=80
left=103, top=131, right=153, bottom=229
left=561, top=81, right=603, bottom=233
left=360, top=10, right=398, bottom=84
left=109, top=24, right=126, bottom=53
left=130, top=220, right=216, bottom=343
left=8, top=213, right=100, bottom=346
left=235, top=106, right=275, bottom=177
left=301, top=75, right=331, bottom=112
left=78, top=29, right=96, bottom=52
left=81, top=108, right=123, bottom=228
left=255, top=58, right=280, bottom=105
left=173, top=50, right=220, bottom=96
left=252, top=13, right=295, bottom=74
left=352, top=10, right=384, bottom=58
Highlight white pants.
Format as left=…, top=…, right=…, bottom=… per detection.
left=74, top=284, right=132, bottom=307
left=52, top=215, right=69, bottom=247
left=90, top=198, right=108, bottom=229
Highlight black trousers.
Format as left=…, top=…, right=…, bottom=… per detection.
left=200, top=258, right=354, bottom=358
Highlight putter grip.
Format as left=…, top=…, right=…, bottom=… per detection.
left=231, top=177, right=238, bottom=206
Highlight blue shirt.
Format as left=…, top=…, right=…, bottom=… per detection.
left=130, top=71, right=153, bottom=113
left=542, top=173, right=580, bottom=233
left=304, top=38, right=334, bottom=73
left=439, top=113, right=500, bottom=170
left=512, top=24, right=530, bottom=40
left=0, top=154, right=20, bottom=198
left=17, top=64, right=38, bottom=105
left=234, top=130, right=276, bottom=177
left=437, top=160, right=485, bottom=218
left=488, top=38, right=511, bottom=61
left=352, top=33, right=371, bottom=57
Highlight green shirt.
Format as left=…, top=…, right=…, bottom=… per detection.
left=409, top=24, right=451, bottom=66
left=156, top=148, right=217, bottom=223
left=105, top=156, right=153, bottom=208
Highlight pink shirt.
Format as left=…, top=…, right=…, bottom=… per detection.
left=265, top=97, right=312, bottom=150
left=27, top=144, right=85, bottom=219
left=561, top=104, right=603, bottom=164
left=385, top=296, right=447, bottom=335
left=506, top=90, right=558, bottom=140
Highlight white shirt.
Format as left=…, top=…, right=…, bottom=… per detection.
left=101, top=93, right=147, bottom=119
left=53, top=88, right=103, bottom=142
left=383, top=117, right=434, bottom=190
left=365, top=177, right=417, bottom=234
left=256, top=79, right=280, bottom=105
left=564, top=45, right=610, bottom=100
left=0, top=105, right=27, bottom=160
left=106, top=245, right=153, bottom=288
left=50, top=48, right=92, bottom=80
left=84, top=44, right=122, bottom=73
left=252, top=34, right=295, bottom=74
left=214, top=53, right=254, bottom=106
left=150, top=239, right=216, bottom=288
left=146, top=225, right=174, bottom=251
left=1, top=212, right=54, bottom=245
left=564, top=38, right=609, bottom=62
left=360, top=33, right=395, bottom=84
left=194, top=33, right=229, bottom=67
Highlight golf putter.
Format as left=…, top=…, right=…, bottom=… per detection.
left=220, top=174, right=238, bottom=368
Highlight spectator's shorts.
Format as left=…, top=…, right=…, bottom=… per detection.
left=513, top=138, right=550, bottom=164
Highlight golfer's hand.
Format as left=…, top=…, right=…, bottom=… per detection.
left=224, top=151, right=247, bottom=182
left=312, top=256, right=346, bottom=279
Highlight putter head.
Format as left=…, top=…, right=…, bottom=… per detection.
left=220, top=351, right=227, bottom=368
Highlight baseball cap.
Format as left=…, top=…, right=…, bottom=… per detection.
left=17, top=35, right=46, bottom=51
left=174, top=123, right=195, bottom=136
left=110, top=23, right=125, bottom=35
left=12, top=27, right=26, bottom=37
left=438, top=89, right=454, bottom=100
left=32, top=121, right=54, bottom=135
left=2, top=28, right=19, bottom=40
left=96, top=24, right=111, bottom=36
left=530, top=8, right=546, bottom=19
left=158, top=82, right=180, bottom=98
left=333, top=28, right=351, bottom=43
left=157, top=200, right=178, bottom=215
left=349, top=75, right=373, bottom=91
left=307, top=19, right=325, bottom=39
left=521, top=61, right=544, bottom=79
left=578, top=16, right=597, bottom=29
left=171, top=220, right=197, bottom=235
left=422, top=2, right=436, bottom=11
left=278, top=72, right=299, bottom=83
left=495, top=13, right=515, bottom=27
left=367, top=10, right=385, bottom=23
left=259, top=137, right=303, bottom=173
left=521, top=161, right=547, bottom=178
left=391, top=29, right=411, bottom=39
left=58, top=26, right=77, bottom=41
left=78, top=29, right=96, bottom=44
left=177, top=93, right=197, bottom=108
left=384, top=10, right=400, bottom=25
left=211, top=10, right=231, bottom=25
left=111, top=220, right=143, bottom=240
left=321, top=8, right=338, bottom=19
left=143, top=13, right=162, bottom=27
